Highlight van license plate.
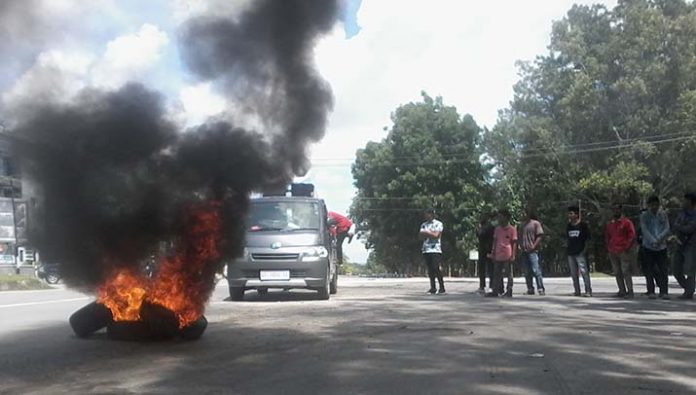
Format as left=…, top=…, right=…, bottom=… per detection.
left=260, top=270, right=290, bottom=281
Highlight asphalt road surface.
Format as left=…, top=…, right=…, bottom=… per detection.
left=1, top=276, right=696, bottom=395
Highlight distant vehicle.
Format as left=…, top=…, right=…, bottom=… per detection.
left=36, top=263, right=61, bottom=284
left=226, top=195, right=338, bottom=301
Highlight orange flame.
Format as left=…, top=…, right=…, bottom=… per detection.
left=96, top=268, right=147, bottom=322
left=96, top=201, right=223, bottom=328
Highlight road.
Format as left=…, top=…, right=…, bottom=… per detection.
left=1, top=276, right=696, bottom=394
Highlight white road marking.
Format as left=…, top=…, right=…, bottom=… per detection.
left=0, top=287, right=68, bottom=295
left=0, top=297, right=90, bottom=309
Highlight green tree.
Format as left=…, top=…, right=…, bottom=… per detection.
left=485, top=0, right=696, bottom=273
left=351, top=93, right=490, bottom=275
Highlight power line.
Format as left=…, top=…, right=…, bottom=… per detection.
left=309, top=133, right=696, bottom=168
left=310, top=131, right=695, bottom=163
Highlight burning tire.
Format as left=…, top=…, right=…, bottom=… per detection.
left=69, top=302, right=113, bottom=338
left=107, top=321, right=154, bottom=342
left=180, top=315, right=208, bottom=341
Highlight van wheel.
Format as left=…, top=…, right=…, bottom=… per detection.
left=229, top=287, right=245, bottom=301
left=329, top=271, right=338, bottom=295
left=317, top=268, right=330, bottom=300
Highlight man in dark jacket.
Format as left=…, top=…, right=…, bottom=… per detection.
left=566, top=206, right=592, bottom=297
left=672, top=193, right=696, bottom=299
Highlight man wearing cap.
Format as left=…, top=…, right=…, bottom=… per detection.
left=419, top=208, right=445, bottom=294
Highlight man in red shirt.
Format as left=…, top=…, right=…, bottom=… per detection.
left=605, top=203, right=637, bottom=298
left=328, top=211, right=354, bottom=265
left=486, top=209, right=518, bottom=298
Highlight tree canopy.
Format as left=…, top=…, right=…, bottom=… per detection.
left=352, top=0, right=696, bottom=274
left=351, top=93, right=490, bottom=275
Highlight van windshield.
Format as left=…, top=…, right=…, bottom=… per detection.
left=247, top=201, right=322, bottom=232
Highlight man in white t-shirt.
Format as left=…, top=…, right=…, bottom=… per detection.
left=419, top=208, right=445, bottom=294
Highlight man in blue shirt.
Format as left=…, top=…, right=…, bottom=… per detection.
left=640, top=196, right=670, bottom=299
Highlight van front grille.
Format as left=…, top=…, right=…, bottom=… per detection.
left=242, top=270, right=307, bottom=279
left=251, top=253, right=300, bottom=261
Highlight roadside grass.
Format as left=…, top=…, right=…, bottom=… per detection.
left=0, top=275, right=52, bottom=291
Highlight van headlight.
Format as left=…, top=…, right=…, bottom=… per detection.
left=301, top=247, right=328, bottom=262
left=233, top=247, right=249, bottom=262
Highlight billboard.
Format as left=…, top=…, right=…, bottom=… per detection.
left=0, top=197, right=27, bottom=244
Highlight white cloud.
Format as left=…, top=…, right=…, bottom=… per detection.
left=91, top=24, right=170, bottom=88
left=2, top=23, right=170, bottom=122
left=1, top=50, right=94, bottom=121
left=178, top=82, right=227, bottom=126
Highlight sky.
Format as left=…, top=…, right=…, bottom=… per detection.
left=0, top=0, right=618, bottom=263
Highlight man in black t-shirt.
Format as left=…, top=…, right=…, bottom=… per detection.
left=566, top=206, right=592, bottom=296
left=476, top=212, right=496, bottom=293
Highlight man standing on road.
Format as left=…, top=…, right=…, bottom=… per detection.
left=477, top=212, right=496, bottom=294
left=640, top=196, right=671, bottom=299
left=566, top=206, right=592, bottom=297
left=328, top=211, right=354, bottom=265
left=419, top=208, right=445, bottom=294
left=605, top=203, right=637, bottom=298
left=672, top=193, right=696, bottom=300
left=520, top=208, right=545, bottom=296
left=486, top=209, right=517, bottom=298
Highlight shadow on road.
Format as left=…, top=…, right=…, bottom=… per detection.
left=2, top=287, right=696, bottom=394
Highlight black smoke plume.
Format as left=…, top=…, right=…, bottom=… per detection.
left=180, top=0, right=338, bottom=175
left=9, top=0, right=340, bottom=290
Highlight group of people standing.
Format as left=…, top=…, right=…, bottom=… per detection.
left=475, top=208, right=546, bottom=298
left=417, top=192, right=696, bottom=299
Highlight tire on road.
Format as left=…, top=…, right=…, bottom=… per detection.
left=316, top=266, right=330, bottom=300
left=229, top=287, right=245, bottom=301
left=329, top=271, right=338, bottom=295
left=69, top=302, right=113, bottom=338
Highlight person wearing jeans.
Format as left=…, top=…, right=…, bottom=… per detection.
left=520, top=208, right=545, bottom=295
left=672, top=193, right=696, bottom=300
left=566, top=206, right=592, bottom=296
left=605, top=203, right=637, bottom=298
left=640, top=196, right=671, bottom=299
left=486, top=210, right=517, bottom=298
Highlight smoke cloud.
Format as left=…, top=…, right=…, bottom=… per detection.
left=180, top=0, right=338, bottom=175
left=8, top=0, right=340, bottom=290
